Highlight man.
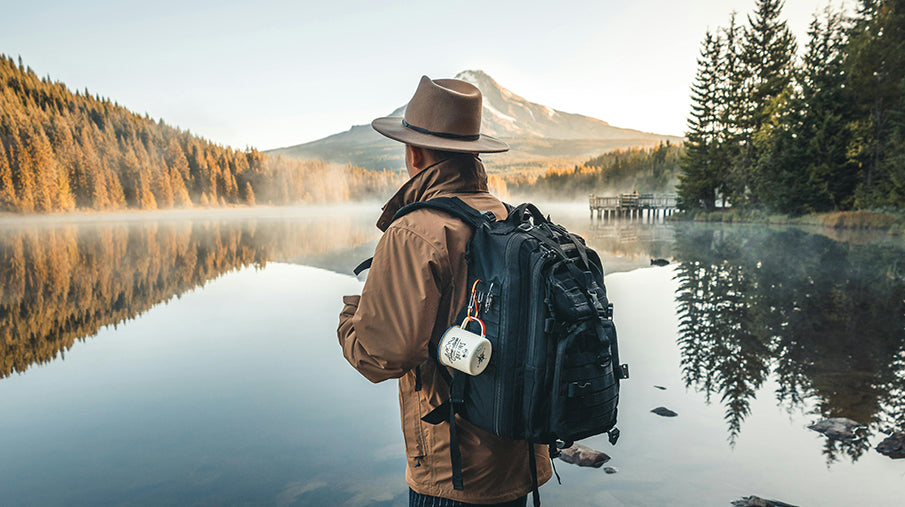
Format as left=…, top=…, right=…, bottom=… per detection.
left=337, top=76, right=552, bottom=506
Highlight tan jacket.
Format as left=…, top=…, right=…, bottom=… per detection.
left=338, top=155, right=551, bottom=503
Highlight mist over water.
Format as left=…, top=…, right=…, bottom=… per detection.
left=0, top=205, right=903, bottom=506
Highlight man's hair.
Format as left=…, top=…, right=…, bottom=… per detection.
left=427, top=148, right=471, bottom=161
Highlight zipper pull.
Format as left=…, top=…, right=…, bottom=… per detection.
left=484, top=282, right=495, bottom=313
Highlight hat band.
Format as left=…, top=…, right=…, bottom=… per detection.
left=402, top=119, right=480, bottom=141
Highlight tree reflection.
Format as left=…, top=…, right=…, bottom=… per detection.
left=0, top=217, right=377, bottom=379
left=674, top=226, right=905, bottom=462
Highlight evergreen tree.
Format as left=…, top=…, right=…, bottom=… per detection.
left=846, top=0, right=905, bottom=206
left=798, top=6, right=857, bottom=211
left=738, top=0, right=798, bottom=205
left=243, top=181, right=255, bottom=206
left=118, top=141, right=141, bottom=206
left=717, top=13, right=748, bottom=207
left=679, top=30, right=722, bottom=211
left=11, top=135, right=36, bottom=212
left=0, top=140, right=16, bottom=209
left=751, top=84, right=805, bottom=212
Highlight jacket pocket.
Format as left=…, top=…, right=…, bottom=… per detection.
left=400, top=369, right=426, bottom=461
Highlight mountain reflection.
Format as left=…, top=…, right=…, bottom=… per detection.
left=0, top=216, right=377, bottom=380
left=673, top=226, right=905, bottom=462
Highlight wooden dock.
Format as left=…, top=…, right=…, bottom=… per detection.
left=589, top=193, right=678, bottom=220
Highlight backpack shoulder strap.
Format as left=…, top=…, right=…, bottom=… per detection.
left=392, top=196, right=494, bottom=229
left=352, top=257, right=373, bottom=276
left=351, top=197, right=492, bottom=276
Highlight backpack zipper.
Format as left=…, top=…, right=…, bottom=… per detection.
left=524, top=248, right=554, bottom=437
left=525, top=248, right=554, bottom=367
left=495, top=234, right=519, bottom=435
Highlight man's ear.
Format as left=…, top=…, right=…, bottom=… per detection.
left=409, top=145, right=426, bottom=170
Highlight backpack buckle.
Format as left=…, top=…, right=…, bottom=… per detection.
left=597, top=354, right=612, bottom=369
left=567, top=381, right=592, bottom=397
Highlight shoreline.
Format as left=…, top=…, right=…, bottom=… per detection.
left=670, top=209, right=905, bottom=236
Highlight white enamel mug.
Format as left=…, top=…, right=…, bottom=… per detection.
left=438, top=318, right=492, bottom=376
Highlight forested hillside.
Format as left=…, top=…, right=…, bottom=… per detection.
left=679, top=0, right=905, bottom=214
left=506, top=142, right=682, bottom=198
left=0, top=55, right=404, bottom=213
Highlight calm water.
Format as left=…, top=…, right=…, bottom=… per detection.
left=1, top=204, right=903, bottom=506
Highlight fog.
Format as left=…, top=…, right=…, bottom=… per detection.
left=0, top=202, right=388, bottom=228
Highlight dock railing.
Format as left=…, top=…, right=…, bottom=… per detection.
left=589, top=193, right=678, bottom=219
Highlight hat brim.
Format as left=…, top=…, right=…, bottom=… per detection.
left=371, top=117, right=509, bottom=153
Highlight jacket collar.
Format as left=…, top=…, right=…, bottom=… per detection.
left=377, top=154, right=488, bottom=231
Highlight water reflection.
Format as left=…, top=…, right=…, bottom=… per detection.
left=673, top=225, right=905, bottom=462
left=2, top=210, right=904, bottom=505
left=587, top=220, right=676, bottom=260
left=0, top=214, right=378, bottom=380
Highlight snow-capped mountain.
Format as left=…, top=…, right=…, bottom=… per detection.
left=267, top=70, right=681, bottom=170
left=454, top=70, right=622, bottom=140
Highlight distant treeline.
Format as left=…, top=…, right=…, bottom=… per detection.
left=505, top=142, right=682, bottom=198
left=0, top=54, right=405, bottom=213
left=679, top=0, right=905, bottom=214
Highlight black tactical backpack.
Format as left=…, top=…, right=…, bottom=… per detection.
left=358, top=197, right=628, bottom=506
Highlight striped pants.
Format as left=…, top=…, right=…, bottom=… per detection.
left=408, top=488, right=528, bottom=507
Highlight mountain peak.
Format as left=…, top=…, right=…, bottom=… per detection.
left=449, top=70, right=613, bottom=137
left=454, top=69, right=492, bottom=83
left=267, top=70, right=681, bottom=170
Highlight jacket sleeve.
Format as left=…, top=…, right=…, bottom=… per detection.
left=337, top=224, right=450, bottom=383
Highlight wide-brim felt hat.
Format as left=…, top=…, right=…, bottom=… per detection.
left=372, top=75, right=509, bottom=153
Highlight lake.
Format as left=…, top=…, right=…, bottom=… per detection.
left=1, top=203, right=903, bottom=506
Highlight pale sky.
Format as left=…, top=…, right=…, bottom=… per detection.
left=2, top=0, right=848, bottom=150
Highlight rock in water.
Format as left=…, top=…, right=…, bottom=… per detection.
left=651, top=406, right=678, bottom=417
left=650, top=258, right=670, bottom=266
left=603, top=466, right=618, bottom=474
left=876, top=432, right=905, bottom=459
left=807, top=417, right=864, bottom=441
left=731, top=496, right=798, bottom=507
left=557, top=443, right=611, bottom=468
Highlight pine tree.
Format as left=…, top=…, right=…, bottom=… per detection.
left=738, top=0, right=798, bottom=206
left=27, top=125, right=58, bottom=212
left=0, top=140, right=17, bottom=210
left=11, top=135, right=36, bottom=212
left=846, top=0, right=905, bottom=206
left=169, top=165, right=191, bottom=206
left=750, top=84, right=804, bottom=212
left=797, top=6, right=857, bottom=211
left=243, top=181, right=255, bottom=206
left=679, top=30, right=723, bottom=211
left=119, top=142, right=141, bottom=206
left=718, top=13, right=748, bottom=207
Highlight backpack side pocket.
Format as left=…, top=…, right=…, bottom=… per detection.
left=550, top=320, right=619, bottom=443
